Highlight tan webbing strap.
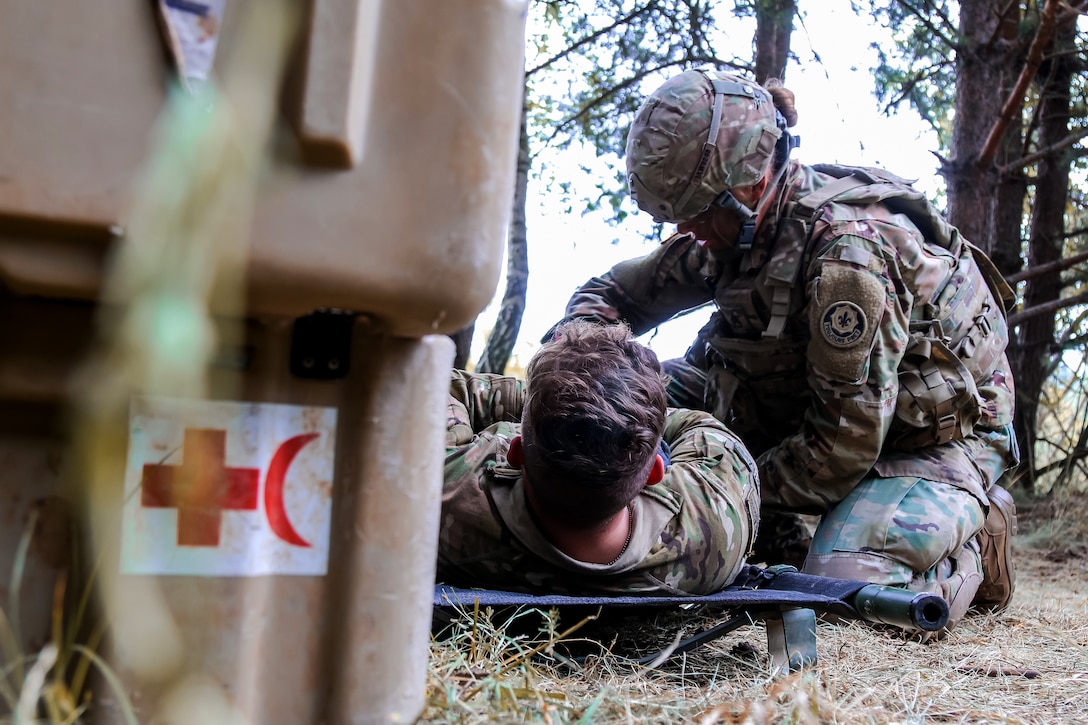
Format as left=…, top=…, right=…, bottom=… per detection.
left=921, top=357, right=957, bottom=445
left=764, top=285, right=792, bottom=339
left=794, top=173, right=874, bottom=220
left=673, top=73, right=758, bottom=214
left=753, top=172, right=878, bottom=341
left=896, top=335, right=983, bottom=449
left=761, top=229, right=807, bottom=340
left=963, top=240, right=1016, bottom=314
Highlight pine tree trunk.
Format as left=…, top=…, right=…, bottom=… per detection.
left=990, top=4, right=1029, bottom=279
left=944, top=0, right=1014, bottom=254
left=448, top=323, right=476, bottom=369
left=753, top=0, right=795, bottom=84
left=1010, top=13, right=1077, bottom=491
left=476, top=99, right=530, bottom=374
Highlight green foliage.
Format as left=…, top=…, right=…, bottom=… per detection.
left=866, top=0, right=958, bottom=150
left=525, top=0, right=756, bottom=227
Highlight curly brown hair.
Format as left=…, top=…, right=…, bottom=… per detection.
left=520, top=320, right=668, bottom=526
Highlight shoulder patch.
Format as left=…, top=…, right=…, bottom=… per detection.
left=820, top=301, right=867, bottom=347
left=809, top=261, right=886, bottom=383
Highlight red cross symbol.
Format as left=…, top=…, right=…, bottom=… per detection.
left=141, top=428, right=260, bottom=547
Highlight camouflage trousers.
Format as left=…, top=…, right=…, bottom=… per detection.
left=804, top=475, right=987, bottom=627
left=661, top=356, right=987, bottom=625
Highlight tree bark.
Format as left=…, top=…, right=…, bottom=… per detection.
left=1010, top=12, right=1077, bottom=491
left=448, top=323, right=475, bottom=369
left=753, top=0, right=795, bottom=84
left=476, top=101, right=531, bottom=374
left=990, top=3, right=1029, bottom=278
left=943, top=0, right=1018, bottom=256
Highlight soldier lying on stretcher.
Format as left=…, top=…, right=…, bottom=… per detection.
left=438, top=320, right=759, bottom=596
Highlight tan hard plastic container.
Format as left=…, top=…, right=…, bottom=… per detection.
left=0, top=0, right=527, bottom=722
left=0, top=0, right=522, bottom=337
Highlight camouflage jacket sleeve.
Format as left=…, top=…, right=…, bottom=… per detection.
left=561, top=233, right=717, bottom=336
left=439, top=400, right=759, bottom=596
left=447, top=370, right=526, bottom=448
left=758, top=227, right=908, bottom=512
left=634, top=407, right=759, bottom=593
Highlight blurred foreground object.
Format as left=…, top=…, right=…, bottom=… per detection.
left=0, top=0, right=527, bottom=722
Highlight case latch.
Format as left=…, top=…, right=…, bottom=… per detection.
left=290, top=309, right=358, bottom=379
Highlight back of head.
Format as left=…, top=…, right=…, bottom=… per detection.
left=521, top=321, right=667, bottom=526
left=626, top=69, right=783, bottom=223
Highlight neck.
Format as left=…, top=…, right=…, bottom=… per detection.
left=757, top=160, right=794, bottom=226
left=526, top=491, right=633, bottom=565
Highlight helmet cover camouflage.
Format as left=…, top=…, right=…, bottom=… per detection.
left=626, top=69, right=782, bottom=223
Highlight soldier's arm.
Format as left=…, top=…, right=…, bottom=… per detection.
left=554, top=233, right=717, bottom=339
left=663, top=408, right=759, bottom=490
left=659, top=407, right=760, bottom=592
left=447, top=370, right=525, bottom=448
left=757, top=234, right=907, bottom=513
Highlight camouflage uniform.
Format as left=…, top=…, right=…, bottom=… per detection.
left=561, top=158, right=1019, bottom=622
left=440, top=370, right=760, bottom=595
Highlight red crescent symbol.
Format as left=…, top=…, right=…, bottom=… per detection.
left=265, top=433, right=321, bottom=547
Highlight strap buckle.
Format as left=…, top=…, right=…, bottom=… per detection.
left=935, top=413, right=958, bottom=444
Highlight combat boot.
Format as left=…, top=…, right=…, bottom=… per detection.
left=973, top=483, right=1017, bottom=612
left=915, top=554, right=983, bottom=642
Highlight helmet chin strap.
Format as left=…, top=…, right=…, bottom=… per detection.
left=710, top=189, right=758, bottom=250
left=672, top=74, right=754, bottom=217
left=711, top=110, right=797, bottom=251
left=742, top=152, right=792, bottom=249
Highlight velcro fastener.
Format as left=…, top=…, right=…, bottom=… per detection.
left=809, top=261, right=885, bottom=384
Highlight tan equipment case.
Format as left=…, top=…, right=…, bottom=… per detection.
left=0, top=1, right=526, bottom=722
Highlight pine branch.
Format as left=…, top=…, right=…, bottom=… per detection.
left=1005, top=249, right=1088, bottom=284
left=1058, top=332, right=1088, bottom=350
left=1008, top=290, right=1088, bottom=327
left=977, top=0, right=1062, bottom=169
left=896, top=0, right=959, bottom=49
left=1057, top=0, right=1088, bottom=22
left=1030, top=445, right=1088, bottom=481
left=526, top=0, right=660, bottom=78
left=1064, top=226, right=1088, bottom=241
left=986, top=0, right=1022, bottom=52
left=879, top=60, right=955, bottom=114
left=546, top=55, right=739, bottom=143
left=1000, top=127, right=1088, bottom=174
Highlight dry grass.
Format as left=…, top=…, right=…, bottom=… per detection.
left=423, top=492, right=1088, bottom=724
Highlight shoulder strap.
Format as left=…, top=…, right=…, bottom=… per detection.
left=794, top=172, right=874, bottom=221
left=761, top=168, right=877, bottom=340
left=963, top=239, right=1017, bottom=315
left=767, top=165, right=1016, bottom=338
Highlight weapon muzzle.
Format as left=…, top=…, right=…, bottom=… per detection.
left=853, top=584, right=950, bottom=631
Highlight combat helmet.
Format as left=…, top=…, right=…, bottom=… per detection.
left=626, top=69, right=784, bottom=223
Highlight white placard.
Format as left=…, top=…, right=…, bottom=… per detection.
left=121, top=396, right=337, bottom=576
left=158, top=0, right=228, bottom=88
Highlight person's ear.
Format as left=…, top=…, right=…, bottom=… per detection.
left=645, top=453, right=665, bottom=486
left=507, top=435, right=524, bottom=467
left=752, top=173, right=769, bottom=199
left=737, top=173, right=769, bottom=207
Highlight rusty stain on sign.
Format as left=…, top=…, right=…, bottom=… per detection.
left=122, top=395, right=337, bottom=576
